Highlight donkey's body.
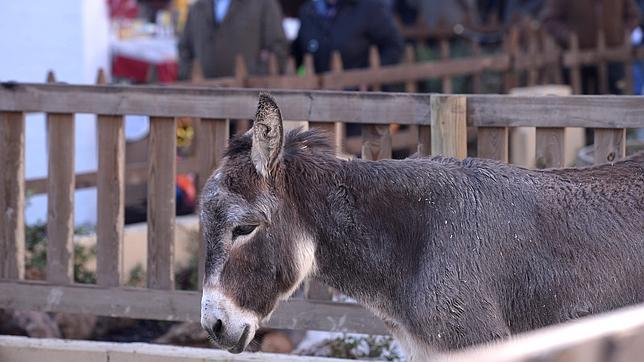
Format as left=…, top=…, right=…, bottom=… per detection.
left=199, top=94, right=644, bottom=360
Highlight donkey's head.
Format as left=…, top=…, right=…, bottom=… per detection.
left=199, top=93, right=318, bottom=353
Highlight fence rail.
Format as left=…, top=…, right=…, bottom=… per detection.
left=1, top=83, right=644, bottom=360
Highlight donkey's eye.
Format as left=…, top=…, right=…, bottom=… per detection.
left=232, top=225, right=258, bottom=239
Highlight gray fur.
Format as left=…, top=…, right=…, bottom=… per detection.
left=200, top=94, right=644, bottom=355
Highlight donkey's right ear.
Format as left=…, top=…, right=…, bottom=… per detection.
left=251, top=92, right=284, bottom=178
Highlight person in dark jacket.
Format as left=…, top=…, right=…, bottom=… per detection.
left=292, top=0, right=404, bottom=73
left=178, top=0, right=288, bottom=80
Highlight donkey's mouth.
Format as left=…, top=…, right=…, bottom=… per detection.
left=227, top=324, right=251, bottom=354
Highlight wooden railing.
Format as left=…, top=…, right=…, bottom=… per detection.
left=183, top=25, right=644, bottom=97
left=0, top=83, right=643, bottom=359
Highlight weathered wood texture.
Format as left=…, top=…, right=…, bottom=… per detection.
left=361, top=125, right=392, bottom=160
left=46, top=112, right=75, bottom=285
left=431, top=96, right=467, bottom=159
left=593, top=128, right=626, bottom=165
left=535, top=127, right=565, bottom=169
left=3, top=84, right=644, bottom=129
left=0, top=112, right=25, bottom=280
left=310, top=121, right=339, bottom=153
left=0, top=280, right=388, bottom=335
left=96, top=114, right=125, bottom=287
left=447, top=302, right=644, bottom=362
left=467, top=95, right=644, bottom=128
left=417, top=125, right=432, bottom=156
left=477, top=127, right=509, bottom=162
left=0, top=335, right=351, bottom=362
left=147, top=117, right=176, bottom=290
left=0, top=84, right=431, bottom=125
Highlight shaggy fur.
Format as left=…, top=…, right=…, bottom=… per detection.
left=200, top=94, right=644, bottom=359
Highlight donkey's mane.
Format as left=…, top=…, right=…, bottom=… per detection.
left=225, top=128, right=335, bottom=159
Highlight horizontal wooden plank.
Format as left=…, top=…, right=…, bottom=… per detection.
left=467, top=95, right=644, bottom=128
left=322, top=54, right=510, bottom=90
left=448, top=302, right=644, bottom=362
left=0, top=83, right=431, bottom=125
left=25, top=159, right=199, bottom=195
left=0, top=280, right=388, bottom=335
left=0, top=335, right=350, bottom=362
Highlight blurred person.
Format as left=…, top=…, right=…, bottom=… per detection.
left=406, top=0, right=480, bottom=29
left=541, top=0, right=640, bottom=94
left=178, top=0, right=288, bottom=80
left=292, top=0, right=404, bottom=73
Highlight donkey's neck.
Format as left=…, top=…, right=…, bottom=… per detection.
left=285, top=156, right=451, bottom=320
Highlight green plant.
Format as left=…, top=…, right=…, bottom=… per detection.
left=24, top=221, right=97, bottom=283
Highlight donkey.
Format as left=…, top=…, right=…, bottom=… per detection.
left=199, top=93, right=644, bottom=360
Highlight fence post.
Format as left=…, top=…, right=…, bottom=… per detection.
left=569, top=33, right=583, bottom=94
left=594, top=128, right=626, bottom=165
left=431, top=95, right=467, bottom=159
left=46, top=71, right=75, bottom=285
left=597, top=30, right=609, bottom=94
left=96, top=69, right=125, bottom=287
left=147, top=117, right=177, bottom=290
left=536, top=128, right=566, bottom=168
left=477, top=127, right=509, bottom=162
left=0, top=111, right=25, bottom=280
left=440, top=38, right=452, bottom=93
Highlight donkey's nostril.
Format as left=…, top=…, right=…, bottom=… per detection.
left=213, top=319, right=223, bottom=338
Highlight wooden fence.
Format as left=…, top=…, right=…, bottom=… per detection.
left=185, top=25, right=644, bottom=97
left=0, top=83, right=643, bottom=360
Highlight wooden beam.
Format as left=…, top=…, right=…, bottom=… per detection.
left=535, top=128, right=565, bottom=169
left=477, top=127, right=509, bottom=162
left=47, top=112, right=75, bottom=285
left=147, top=117, right=176, bottom=290
left=431, top=96, right=467, bottom=159
left=0, top=83, right=431, bottom=125
left=0, top=112, right=25, bottom=280
left=0, top=335, right=351, bottom=362
left=593, top=128, right=626, bottom=165
left=25, top=158, right=198, bottom=196
left=448, top=302, right=644, bottom=362
left=96, top=114, right=125, bottom=287
left=467, top=95, right=644, bottom=128
left=0, top=280, right=388, bottom=335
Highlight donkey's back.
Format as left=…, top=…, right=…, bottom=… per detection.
left=417, top=151, right=644, bottom=341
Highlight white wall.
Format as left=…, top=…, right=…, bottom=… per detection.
left=0, top=0, right=110, bottom=226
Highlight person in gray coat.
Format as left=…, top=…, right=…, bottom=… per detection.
left=178, top=0, right=288, bottom=80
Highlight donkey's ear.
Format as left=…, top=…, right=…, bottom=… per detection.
left=251, top=92, right=284, bottom=178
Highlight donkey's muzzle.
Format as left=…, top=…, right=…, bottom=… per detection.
left=201, top=287, right=258, bottom=353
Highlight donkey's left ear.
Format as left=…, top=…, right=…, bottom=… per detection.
left=251, top=92, right=284, bottom=178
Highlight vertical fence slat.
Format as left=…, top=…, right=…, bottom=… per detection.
left=477, top=127, right=509, bottom=162
left=197, top=118, right=229, bottom=289
left=569, top=33, right=583, bottom=94
left=47, top=112, right=75, bottom=284
left=417, top=125, right=431, bottom=156
left=96, top=114, right=125, bottom=287
left=0, top=112, right=25, bottom=280
left=361, top=125, right=392, bottom=160
left=471, top=41, right=483, bottom=93
left=148, top=117, right=176, bottom=290
left=440, top=39, right=452, bottom=93
left=536, top=127, right=565, bottom=168
left=311, top=122, right=338, bottom=154
left=594, top=128, right=626, bottom=165
left=431, top=96, right=467, bottom=159
left=597, top=30, right=609, bottom=94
